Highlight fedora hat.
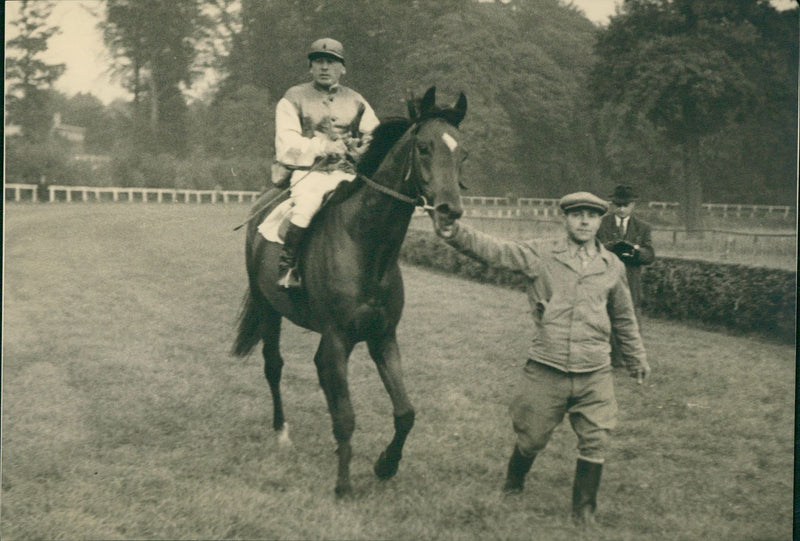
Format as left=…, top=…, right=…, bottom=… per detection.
left=608, top=185, right=638, bottom=204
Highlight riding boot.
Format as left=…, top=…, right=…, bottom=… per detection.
left=502, top=445, right=536, bottom=494
left=276, top=222, right=306, bottom=289
left=572, top=458, right=603, bottom=525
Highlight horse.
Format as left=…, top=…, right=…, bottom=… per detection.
left=232, top=86, right=467, bottom=497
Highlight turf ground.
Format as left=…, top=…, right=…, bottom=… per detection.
left=2, top=203, right=795, bottom=540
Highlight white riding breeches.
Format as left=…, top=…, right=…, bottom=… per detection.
left=288, top=170, right=355, bottom=228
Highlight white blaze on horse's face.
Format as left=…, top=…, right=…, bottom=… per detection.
left=442, top=132, right=458, bottom=152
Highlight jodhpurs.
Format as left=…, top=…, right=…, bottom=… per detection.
left=288, top=170, right=355, bottom=228
left=509, top=361, right=617, bottom=462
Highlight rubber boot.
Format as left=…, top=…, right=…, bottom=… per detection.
left=502, top=445, right=536, bottom=494
left=276, top=222, right=306, bottom=289
left=572, top=458, right=603, bottom=526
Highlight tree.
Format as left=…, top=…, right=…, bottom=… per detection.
left=5, top=0, right=66, bottom=142
left=590, top=0, right=798, bottom=232
left=102, top=0, right=207, bottom=156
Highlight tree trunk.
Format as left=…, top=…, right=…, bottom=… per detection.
left=680, top=139, right=704, bottom=238
left=149, top=74, right=159, bottom=140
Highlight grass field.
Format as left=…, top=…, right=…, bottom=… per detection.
left=2, top=203, right=795, bottom=540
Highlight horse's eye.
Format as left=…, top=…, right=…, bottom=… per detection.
left=417, top=142, right=431, bottom=155
left=461, top=150, right=469, bottom=162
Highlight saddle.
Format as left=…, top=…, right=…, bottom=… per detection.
left=257, top=179, right=356, bottom=244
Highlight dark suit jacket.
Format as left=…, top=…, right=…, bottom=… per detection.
left=597, top=214, right=655, bottom=309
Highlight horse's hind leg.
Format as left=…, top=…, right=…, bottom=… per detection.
left=261, top=304, right=291, bottom=446
left=367, top=332, right=415, bottom=480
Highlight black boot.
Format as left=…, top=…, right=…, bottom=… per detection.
left=276, top=223, right=306, bottom=289
left=572, top=458, right=603, bottom=525
left=502, top=445, right=536, bottom=494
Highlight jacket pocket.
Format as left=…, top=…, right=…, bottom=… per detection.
left=535, top=300, right=548, bottom=322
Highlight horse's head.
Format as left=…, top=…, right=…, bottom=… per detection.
left=408, top=86, right=467, bottom=231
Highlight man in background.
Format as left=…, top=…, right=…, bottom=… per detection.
left=597, top=185, right=655, bottom=366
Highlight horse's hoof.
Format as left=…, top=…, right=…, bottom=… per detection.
left=374, top=451, right=400, bottom=480
left=334, top=483, right=353, bottom=499
left=277, top=424, right=292, bottom=448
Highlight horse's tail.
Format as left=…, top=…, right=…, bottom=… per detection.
left=232, top=288, right=266, bottom=357
left=232, top=228, right=269, bottom=357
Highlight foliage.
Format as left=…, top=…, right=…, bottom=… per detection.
left=107, top=149, right=269, bottom=191
left=6, top=0, right=796, bottom=206
left=590, top=0, right=798, bottom=228
left=4, top=0, right=65, bottom=142
left=399, top=229, right=795, bottom=342
left=195, top=85, right=275, bottom=158
left=640, top=256, right=796, bottom=341
left=4, top=135, right=72, bottom=184
left=102, top=0, right=208, bottom=155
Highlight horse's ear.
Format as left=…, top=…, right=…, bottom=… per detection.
left=406, top=89, right=420, bottom=120
left=420, top=86, right=436, bottom=116
left=452, top=92, right=467, bottom=127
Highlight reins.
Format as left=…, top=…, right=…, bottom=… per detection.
left=357, top=127, right=435, bottom=212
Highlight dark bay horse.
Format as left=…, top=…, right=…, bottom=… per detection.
left=233, top=87, right=467, bottom=496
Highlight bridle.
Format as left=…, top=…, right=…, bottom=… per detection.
left=357, top=122, right=440, bottom=212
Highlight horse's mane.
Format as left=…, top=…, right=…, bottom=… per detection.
left=356, top=117, right=413, bottom=178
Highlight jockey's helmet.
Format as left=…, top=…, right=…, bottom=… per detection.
left=308, top=38, right=345, bottom=64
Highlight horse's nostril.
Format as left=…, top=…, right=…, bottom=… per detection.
left=436, top=204, right=463, bottom=221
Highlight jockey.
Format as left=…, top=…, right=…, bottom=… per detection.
left=274, top=37, right=380, bottom=288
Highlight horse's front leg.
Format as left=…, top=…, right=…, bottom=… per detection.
left=314, top=331, right=356, bottom=497
left=367, top=332, right=415, bottom=480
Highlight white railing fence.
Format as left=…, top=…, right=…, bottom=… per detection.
left=5, top=183, right=261, bottom=204
left=5, top=183, right=795, bottom=218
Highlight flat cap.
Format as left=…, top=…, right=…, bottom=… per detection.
left=559, top=191, right=609, bottom=214
left=308, top=38, right=345, bottom=62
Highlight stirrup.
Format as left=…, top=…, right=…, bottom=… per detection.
left=277, top=268, right=301, bottom=289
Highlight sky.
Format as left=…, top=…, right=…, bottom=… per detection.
left=4, top=0, right=797, bottom=105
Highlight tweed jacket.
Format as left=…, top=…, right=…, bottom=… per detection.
left=446, top=224, right=647, bottom=374
left=275, top=82, right=379, bottom=176
left=596, top=214, right=655, bottom=309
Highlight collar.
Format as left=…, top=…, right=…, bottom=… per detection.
left=567, top=239, right=598, bottom=259
left=554, top=237, right=614, bottom=260
left=312, top=82, right=340, bottom=94
left=553, top=237, right=610, bottom=274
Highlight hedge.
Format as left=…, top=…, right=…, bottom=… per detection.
left=400, top=229, right=796, bottom=343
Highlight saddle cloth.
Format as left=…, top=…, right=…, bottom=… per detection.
left=257, top=199, right=293, bottom=244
